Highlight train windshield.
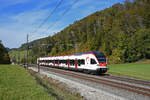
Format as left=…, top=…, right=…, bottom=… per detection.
left=95, top=55, right=106, bottom=63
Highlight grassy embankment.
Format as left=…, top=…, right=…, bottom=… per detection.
left=108, top=60, right=150, bottom=81
left=0, top=65, right=82, bottom=100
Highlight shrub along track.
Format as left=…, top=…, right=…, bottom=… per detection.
left=33, top=65, right=150, bottom=97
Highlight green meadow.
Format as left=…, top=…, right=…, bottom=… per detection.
left=0, top=65, right=82, bottom=100
left=0, top=65, right=56, bottom=100
left=108, top=63, right=150, bottom=81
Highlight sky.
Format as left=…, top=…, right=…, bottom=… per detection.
left=0, top=0, right=125, bottom=48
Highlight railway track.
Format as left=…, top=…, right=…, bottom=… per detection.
left=103, top=75, right=150, bottom=87
left=30, top=65, right=150, bottom=97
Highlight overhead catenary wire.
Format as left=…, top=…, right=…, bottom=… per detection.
left=43, top=0, right=79, bottom=34
left=30, top=0, right=79, bottom=41
left=32, top=0, right=64, bottom=34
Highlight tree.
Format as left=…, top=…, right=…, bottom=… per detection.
left=0, top=41, right=11, bottom=64
left=9, top=0, right=150, bottom=64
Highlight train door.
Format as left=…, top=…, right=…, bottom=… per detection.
left=85, top=56, right=90, bottom=66
left=53, top=60, right=55, bottom=66
left=58, top=60, right=59, bottom=67
left=67, top=59, right=70, bottom=68
left=75, top=59, right=78, bottom=69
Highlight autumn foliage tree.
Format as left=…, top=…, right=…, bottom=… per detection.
left=9, top=0, right=150, bottom=64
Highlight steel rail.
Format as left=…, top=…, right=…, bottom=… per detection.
left=38, top=66, right=150, bottom=97
left=103, top=75, right=150, bottom=87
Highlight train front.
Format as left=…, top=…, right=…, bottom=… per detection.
left=94, top=52, right=108, bottom=73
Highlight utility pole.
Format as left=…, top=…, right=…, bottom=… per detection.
left=26, top=34, right=29, bottom=69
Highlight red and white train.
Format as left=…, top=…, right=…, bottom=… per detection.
left=37, top=51, right=108, bottom=74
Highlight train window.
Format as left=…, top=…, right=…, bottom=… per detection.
left=61, top=60, right=63, bottom=64
left=60, top=60, right=65, bottom=64
left=81, top=59, right=85, bottom=65
left=61, top=60, right=65, bottom=64
left=55, top=60, right=58, bottom=64
left=64, top=60, right=66, bottom=64
left=70, top=60, right=75, bottom=65
left=73, top=60, right=75, bottom=65
left=49, top=60, right=52, bottom=63
left=62, top=60, right=64, bottom=64
left=78, top=59, right=85, bottom=65
left=63, top=60, right=65, bottom=64
left=91, top=59, right=97, bottom=64
left=64, top=60, right=67, bottom=64
left=78, top=60, right=80, bottom=63
left=59, top=60, right=62, bottom=64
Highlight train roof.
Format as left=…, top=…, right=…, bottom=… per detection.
left=74, top=51, right=104, bottom=56
left=38, top=51, right=105, bottom=59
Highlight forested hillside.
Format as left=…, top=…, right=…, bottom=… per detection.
left=9, top=0, right=150, bottom=64
left=0, top=41, right=11, bottom=64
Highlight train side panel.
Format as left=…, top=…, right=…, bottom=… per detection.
left=37, top=52, right=108, bottom=73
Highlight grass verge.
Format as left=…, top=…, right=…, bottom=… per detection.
left=28, top=69, right=83, bottom=100
left=0, top=64, right=56, bottom=100
left=107, top=62, right=150, bottom=81
left=0, top=65, right=83, bottom=100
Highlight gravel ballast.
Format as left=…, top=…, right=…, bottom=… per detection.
left=29, top=67, right=150, bottom=100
